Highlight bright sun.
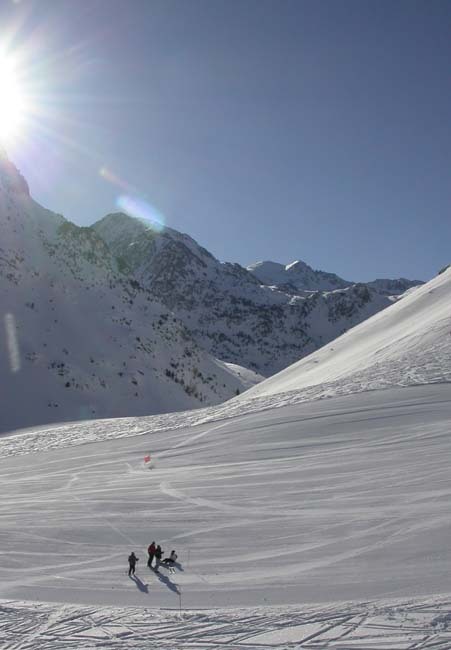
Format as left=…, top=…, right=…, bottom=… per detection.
left=0, top=56, right=27, bottom=142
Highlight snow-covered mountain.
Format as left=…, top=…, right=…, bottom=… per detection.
left=1, top=275, right=450, bottom=638
left=247, top=259, right=422, bottom=295
left=0, top=154, right=260, bottom=432
left=0, top=153, right=427, bottom=432
left=247, top=259, right=351, bottom=291
left=93, top=213, right=413, bottom=376
left=0, top=162, right=449, bottom=644
left=240, top=264, right=451, bottom=404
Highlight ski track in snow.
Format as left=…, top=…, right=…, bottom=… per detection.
left=2, top=597, right=451, bottom=649
left=0, top=319, right=450, bottom=462
left=1, top=385, right=451, bottom=647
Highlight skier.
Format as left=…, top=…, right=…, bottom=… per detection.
left=147, top=541, right=156, bottom=568
left=162, top=550, right=177, bottom=566
left=128, top=552, right=139, bottom=576
left=154, top=544, right=163, bottom=572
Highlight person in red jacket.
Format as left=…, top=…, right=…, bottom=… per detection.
left=147, top=541, right=156, bottom=568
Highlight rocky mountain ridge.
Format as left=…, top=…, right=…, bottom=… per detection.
left=0, top=152, right=425, bottom=431
left=0, top=155, right=259, bottom=432
left=93, top=213, right=422, bottom=376
left=247, top=260, right=422, bottom=295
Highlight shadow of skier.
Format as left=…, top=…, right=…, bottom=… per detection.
left=155, top=570, right=180, bottom=594
left=130, top=575, right=149, bottom=593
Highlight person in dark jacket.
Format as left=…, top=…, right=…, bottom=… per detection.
left=147, top=541, right=156, bottom=568
left=154, top=545, right=163, bottom=572
left=128, top=552, right=139, bottom=576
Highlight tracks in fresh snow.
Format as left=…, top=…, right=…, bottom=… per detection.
left=1, top=386, right=451, bottom=611
left=2, top=597, right=451, bottom=649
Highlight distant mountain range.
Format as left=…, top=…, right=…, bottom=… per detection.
left=247, top=260, right=421, bottom=296
left=0, top=152, right=424, bottom=431
left=94, top=212, right=422, bottom=377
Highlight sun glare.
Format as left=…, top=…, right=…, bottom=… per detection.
left=0, top=56, right=27, bottom=142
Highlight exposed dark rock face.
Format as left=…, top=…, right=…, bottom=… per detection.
left=93, top=213, right=421, bottom=376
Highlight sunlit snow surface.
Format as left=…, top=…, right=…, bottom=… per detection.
left=2, top=597, right=451, bottom=648
left=1, top=268, right=451, bottom=648
left=1, top=385, right=451, bottom=647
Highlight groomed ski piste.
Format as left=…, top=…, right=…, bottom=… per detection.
left=1, top=267, right=451, bottom=649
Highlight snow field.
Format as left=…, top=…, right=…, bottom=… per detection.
left=2, top=596, right=451, bottom=648
left=0, top=385, right=450, bottom=615
left=1, top=257, right=450, bottom=647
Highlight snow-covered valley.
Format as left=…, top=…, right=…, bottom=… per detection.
left=1, top=156, right=451, bottom=648
left=1, top=384, right=451, bottom=648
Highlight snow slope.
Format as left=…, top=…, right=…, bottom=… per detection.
left=3, top=596, right=451, bottom=648
left=1, top=384, right=451, bottom=648
left=0, top=262, right=450, bottom=647
left=241, top=265, right=451, bottom=402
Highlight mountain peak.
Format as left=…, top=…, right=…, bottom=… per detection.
left=247, top=258, right=350, bottom=291
left=285, top=260, right=308, bottom=271
left=247, top=258, right=423, bottom=296
left=0, top=150, right=29, bottom=196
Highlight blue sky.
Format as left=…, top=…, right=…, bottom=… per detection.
left=2, top=0, right=450, bottom=281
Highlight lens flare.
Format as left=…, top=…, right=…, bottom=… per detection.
left=0, top=56, right=27, bottom=143
left=4, top=313, right=20, bottom=373
left=116, top=194, right=165, bottom=232
left=100, top=166, right=166, bottom=232
left=99, top=166, right=138, bottom=194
